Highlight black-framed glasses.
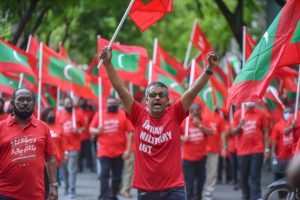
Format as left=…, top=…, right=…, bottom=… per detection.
left=148, top=92, right=167, bottom=98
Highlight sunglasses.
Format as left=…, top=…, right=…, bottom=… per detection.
left=148, top=92, right=167, bottom=98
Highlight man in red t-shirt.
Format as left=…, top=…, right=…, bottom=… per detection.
left=0, top=98, right=8, bottom=121
left=271, top=104, right=294, bottom=182
left=232, top=102, right=269, bottom=200
left=181, top=103, right=212, bottom=200
left=203, top=109, right=223, bottom=200
left=0, top=88, right=57, bottom=200
left=99, top=47, right=218, bottom=199
left=78, top=99, right=95, bottom=172
left=90, top=96, right=134, bottom=200
left=57, top=97, right=85, bottom=199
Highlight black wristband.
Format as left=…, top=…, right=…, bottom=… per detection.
left=204, top=68, right=213, bottom=76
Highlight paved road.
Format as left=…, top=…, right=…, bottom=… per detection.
left=58, top=168, right=273, bottom=200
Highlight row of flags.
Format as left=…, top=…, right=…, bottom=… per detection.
left=0, top=0, right=300, bottom=120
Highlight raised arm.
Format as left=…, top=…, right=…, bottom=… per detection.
left=100, top=47, right=134, bottom=114
left=181, top=52, right=219, bottom=112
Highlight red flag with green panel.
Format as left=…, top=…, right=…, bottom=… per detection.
left=98, top=38, right=148, bottom=86
left=28, top=39, right=94, bottom=99
left=155, top=43, right=185, bottom=83
left=244, top=30, right=257, bottom=61
left=0, top=39, right=37, bottom=77
left=227, top=0, right=300, bottom=109
left=0, top=73, right=25, bottom=94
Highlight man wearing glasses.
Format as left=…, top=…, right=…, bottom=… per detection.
left=100, top=47, right=218, bottom=200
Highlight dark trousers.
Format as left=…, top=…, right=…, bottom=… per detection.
left=230, top=152, right=239, bottom=185
left=0, top=194, right=14, bottom=200
left=78, top=139, right=94, bottom=171
left=98, top=156, right=124, bottom=200
left=238, top=153, right=263, bottom=200
left=217, top=156, right=232, bottom=183
left=137, top=187, right=187, bottom=200
left=182, top=158, right=206, bottom=200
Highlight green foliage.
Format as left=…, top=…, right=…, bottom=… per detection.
left=1, top=0, right=266, bottom=64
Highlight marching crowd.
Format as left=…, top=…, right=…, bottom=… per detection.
left=1, top=49, right=300, bottom=200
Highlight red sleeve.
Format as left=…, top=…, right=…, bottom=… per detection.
left=125, top=118, right=134, bottom=132
left=44, top=126, right=55, bottom=158
left=172, top=100, right=189, bottom=124
left=89, top=112, right=99, bottom=128
left=127, top=101, right=145, bottom=127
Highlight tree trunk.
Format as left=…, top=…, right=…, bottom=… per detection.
left=214, top=0, right=244, bottom=51
left=11, top=0, right=39, bottom=46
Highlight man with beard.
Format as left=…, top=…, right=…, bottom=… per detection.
left=100, top=47, right=218, bottom=200
left=90, top=96, right=134, bottom=200
left=0, top=88, right=58, bottom=200
left=0, top=98, right=8, bottom=121
left=57, top=97, right=85, bottom=199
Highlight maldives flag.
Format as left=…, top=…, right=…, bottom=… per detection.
left=226, top=60, right=237, bottom=89
left=227, top=0, right=300, bottom=109
left=155, top=43, right=185, bottom=82
left=192, top=23, right=212, bottom=54
left=129, top=0, right=173, bottom=32
left=90, top=77, right=112, bottom=106
left=98, top=38, right=148, bottom=86
left=87, top=56, right=99, bottom=83
left=28, top=39, right=94, bottom=99
left=0, top=39, right=37, bottom=77
left=244, top=28, right=257, bottom=61
left=2, top=72, right=36, bottom=91
left=58, top=42, right=69, bottom=59
left=0, top=73, right=25, bottom=94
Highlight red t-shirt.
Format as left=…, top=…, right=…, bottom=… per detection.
left=295, top=137, right=300, bottom=154
left=287, top=111, right=300, bottom=152
left=271, top=120, right=293, bottom=161
left=78, top=109, right=94, bottom=141
left=233, top=108, right=268, bottom=156
left=205, top=113, right=223, bottom=154
left=0, top=114, right=55, bottom=200
left=57, top=109, right=84, bottom=151
left=127, top=100, right=188, bottom=191
left=90, top=110, right=133, bottom=158
left=0, top=113, right=8, bottom=121
left=48, top=123, right=63, bottom=166
left=181, top=116, right=208, bottom=161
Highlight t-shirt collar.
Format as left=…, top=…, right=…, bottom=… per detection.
left=7, top=113, right=38, bottom=127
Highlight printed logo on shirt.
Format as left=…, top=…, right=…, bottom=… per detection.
left=189, top=128, right=204, bottom=142
left=103, top=119, right=119, bottom=134
left=63, top=121, right=73, bottom=133
left=138, top=120, right=172, bottom=154
left=283, top=132, right=293, bottom=146
left=243, top=120, right=257, bottom=135
left=10, top=134, right=37, bottom=162
left=50, top=129, right=59, bottom=138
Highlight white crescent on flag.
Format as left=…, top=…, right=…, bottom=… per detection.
left=117, top=54, right=126, bottom=69
left=63, top=64, right=73, bottom=80
left=203, top=87, right=212, bottom=102
left=263, top=31, right=268, bottom=44
left=13, top=50, right=22, bottom=62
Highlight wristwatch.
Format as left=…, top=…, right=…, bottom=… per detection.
left=50, top=182, right=59, bottom=187
left=204, top=68, right=213, bottom=76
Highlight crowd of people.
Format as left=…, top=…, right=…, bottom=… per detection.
left=0, top=48, right=300, bottom=200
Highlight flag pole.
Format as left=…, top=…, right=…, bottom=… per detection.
left=97, top=0, right=136, bottom=69
left=56, top=87, right=60, bottom=112
left=148, top=61, right=153, bottom=85
left=294, top=66, right=300, bottom=120
left=37, top=42, right=43, bottom=120
left=19, top=35, right=33, bottom=88
left=242, top=26, right=246, bottom=68
left=183, top=19, right=197, bottom=68
left=152, top=37, right=158, bottom=64
left=70, top=92, right=77, bottom=128
left=184, top=59, right=196, bottom=137
left=241, top=103, right=245, bottom=120
left=98, top=76, right=103, bottom=127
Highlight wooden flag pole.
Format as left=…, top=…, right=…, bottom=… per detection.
left=37, top=42, right=43, bottom=120
left=184, top=59, right=196, bottom=137
left=294, top=66, right=300, bottom=120
left=97, top=0, right=136, bottom=69
left=183, top=19, right=197, bottom=68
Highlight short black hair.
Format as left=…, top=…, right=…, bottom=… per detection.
left=145, top=82, right=169, bottom=98
left=12, top=88, right=35, bottom=102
